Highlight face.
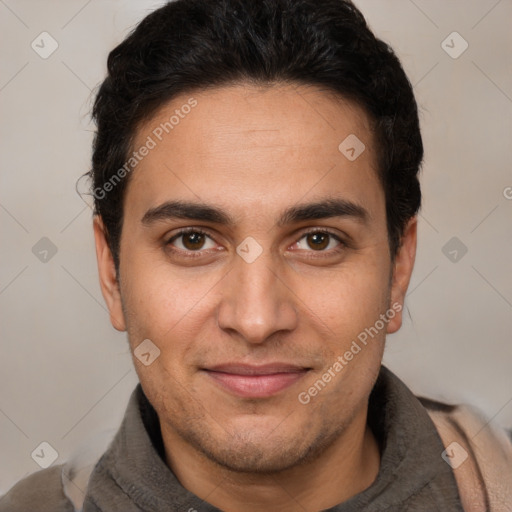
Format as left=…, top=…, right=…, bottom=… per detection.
left=95, top=83, right=416, bottom=474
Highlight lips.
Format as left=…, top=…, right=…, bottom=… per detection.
left=203, top=363, right=310, bottom=398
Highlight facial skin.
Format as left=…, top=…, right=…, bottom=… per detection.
left=94, top=83, right=417, bottom=511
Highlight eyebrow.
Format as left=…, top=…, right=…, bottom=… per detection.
left=141, top=198, right=369, bottom=227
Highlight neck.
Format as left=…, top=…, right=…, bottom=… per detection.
left=161, top=409, right=380, bottom=511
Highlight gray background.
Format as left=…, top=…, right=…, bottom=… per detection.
left=1, top=0, right=511, bottom=493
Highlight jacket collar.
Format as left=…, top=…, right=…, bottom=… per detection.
left=84, top=366, right=463, bottom=511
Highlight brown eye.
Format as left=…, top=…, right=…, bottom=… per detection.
left=168, top=230, right=216, bottom=252
left=182, top=232, right=206, bottom=250
left=293, top=231, right=342, bottom=253
left=306, top=232, right=330, bottom=250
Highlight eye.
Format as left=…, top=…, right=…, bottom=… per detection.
left=166, top=228, right=345, bottom=259
left=293, top=230, right=343, bottom=252
left=167, top=229, right=217, bottom=252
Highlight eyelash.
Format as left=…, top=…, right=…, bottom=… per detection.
left=165, top=227, right=347, bottom=259
left=166, top=228, right=215, bottom=259
left=293, top=228, right=347, bottom=258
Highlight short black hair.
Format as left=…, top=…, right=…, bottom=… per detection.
left=90, top=0, right=422, bottom=269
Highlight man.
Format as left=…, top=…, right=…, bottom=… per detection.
left=1, top=0, right=511, bottom=510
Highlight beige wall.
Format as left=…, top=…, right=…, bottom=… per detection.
left=1, top=0, right=511, bottom=492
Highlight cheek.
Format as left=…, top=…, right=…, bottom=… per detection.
left=119, top=254, right=222, bottom=353
left=294, top=265, right=389, bottom=411
left=295, top=259, right=391, bottom=339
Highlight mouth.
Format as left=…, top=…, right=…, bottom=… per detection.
left=202, top=363, right=311, bottom=398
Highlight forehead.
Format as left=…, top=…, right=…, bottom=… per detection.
left=126, top=83, right=383, bottom=223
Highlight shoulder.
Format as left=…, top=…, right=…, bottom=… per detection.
left=0, top=428, right=114, bottom=512
left=421, top=397, right=512, bottom=512
left=0, top=465, right=75, bottom=512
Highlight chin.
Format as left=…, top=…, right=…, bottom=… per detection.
left=202, top=440, right=310, bottom=474
left=179, top=419, right=345, bottom=475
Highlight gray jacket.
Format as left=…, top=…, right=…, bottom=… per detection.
left=2, top=367, right=511, bottom=511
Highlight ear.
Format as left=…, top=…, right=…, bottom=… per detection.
left=387, top=217, right=417, bottom=334
left=93, top=216, right=126, bottom=332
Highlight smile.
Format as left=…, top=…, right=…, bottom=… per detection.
left=202, top=364, right=311, bottom=398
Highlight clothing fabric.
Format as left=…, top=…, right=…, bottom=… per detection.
left=1, top=366, right=511, bottom=511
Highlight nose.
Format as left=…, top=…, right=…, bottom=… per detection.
left=217, top=249, right=298, bottom=345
